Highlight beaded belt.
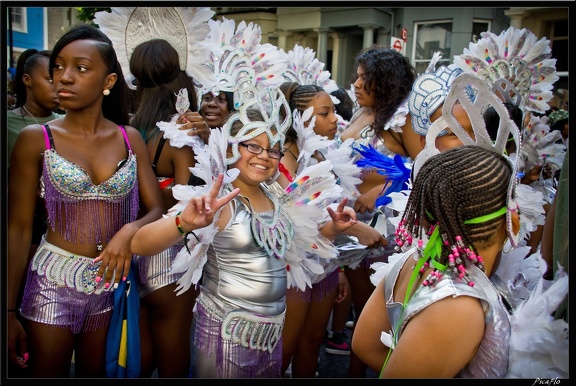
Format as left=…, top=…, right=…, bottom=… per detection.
left=198, top=290, right=285, bottom=353
left=31, top=237, right=114, bottom=295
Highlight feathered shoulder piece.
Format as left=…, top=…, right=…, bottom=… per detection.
left=94, top=7, right=216, bottom=91
left=280, top=44, right=338, bottom=94
left=291, top=107, right=361, bottom=200
left=166, top=127, right=240, bottom=295
left=383, top=98, right=410, bottom=134
left=492, top=248, right=569, bottom=378
left=268, top=160, right=343, bottom=291
left=199, top=17, right=288, bottom=109
left=453, top=27, right=558, bottom=114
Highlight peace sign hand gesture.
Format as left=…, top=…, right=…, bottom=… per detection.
left=177, top=173, right=240, bottom=233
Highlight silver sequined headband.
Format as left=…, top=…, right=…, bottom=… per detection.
left=224, top=86, right=292, bottom=165
left=409, top=65, right=464, bottom=136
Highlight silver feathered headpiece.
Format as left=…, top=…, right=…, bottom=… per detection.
left=413, top=73, right=523, bottom=247
left=280, top=44, right=338, bottom=94
left=453, top=27, right=558, bottom=114
left=93, top=7, right=217, bottom=91
left=198, top=17, right=288, bottom=110
left=224, top=86, right=292, bottom=165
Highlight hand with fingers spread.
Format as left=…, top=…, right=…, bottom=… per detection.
left=131, top=174, right=240, bottom=257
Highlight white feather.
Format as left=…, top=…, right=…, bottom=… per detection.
left=505, top=264, right=569, bottom=378
left=94, top=7, right=216, bottom=91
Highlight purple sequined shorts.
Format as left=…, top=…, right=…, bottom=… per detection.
left=133, top=243, right=184, bottom=298
left=19, top=238, right=114, bottom=334
left=285, top=269, right=339, bottom=302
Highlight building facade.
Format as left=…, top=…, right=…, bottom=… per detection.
left=5, top=5, right=570, bottom=110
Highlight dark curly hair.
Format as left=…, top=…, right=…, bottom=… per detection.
left=354, top=46, right=415, bottom=135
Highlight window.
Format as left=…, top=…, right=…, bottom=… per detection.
left=548, top=19, right=569, bottom=110
left=472, top=19, right=491, bottom=43
left=9, top=7, right=27, bottom=33
left=412, top=20, right=452, bottom=75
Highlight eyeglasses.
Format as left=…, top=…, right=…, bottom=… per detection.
left=239, top=142, right=284, bottom=159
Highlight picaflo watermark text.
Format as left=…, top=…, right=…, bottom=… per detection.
left=532, top=377, right=561, bottom=386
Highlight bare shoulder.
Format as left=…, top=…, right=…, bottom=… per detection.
left=16, top=124, right=51, bottom=154
left=120, top=125, right=147, bottom=149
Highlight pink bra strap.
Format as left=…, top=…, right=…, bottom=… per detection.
left=118, top=125, right=132, bottom=152
left=41, top=125, right=51, bottom=150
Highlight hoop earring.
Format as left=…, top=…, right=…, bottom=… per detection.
left=502, top=237, right=513, bottom=254
left=103, top=89, right=110, bottom=96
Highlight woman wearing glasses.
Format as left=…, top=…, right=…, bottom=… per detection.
left=131, top=87, right=359, bottom=378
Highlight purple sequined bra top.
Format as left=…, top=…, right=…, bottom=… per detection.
left=40, top=125, right=140, bottom=245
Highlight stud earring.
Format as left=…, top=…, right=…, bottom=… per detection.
left=103, top=89, right=110, bottom=96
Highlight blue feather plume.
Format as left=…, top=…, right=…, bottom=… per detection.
left=354, top=144, right=411, bottom=206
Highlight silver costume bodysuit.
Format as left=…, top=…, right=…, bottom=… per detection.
left=383, top=252, right=511, bottom=378
left=191, top=196, right=288, bottom=378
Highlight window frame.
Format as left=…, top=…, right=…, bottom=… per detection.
left=9, top=7, right=27, bottom=33
left=411, top=19, right=453, bottom=74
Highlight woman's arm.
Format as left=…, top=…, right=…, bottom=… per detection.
left=131, top=173, right=239, bottom=256
left=7, top=125, right=46, bottom=367
left=352, top=277, right=391, bottom=373
left=381, top=295, right=485, bottom=378
left=94, top=126, right=164, bottom=286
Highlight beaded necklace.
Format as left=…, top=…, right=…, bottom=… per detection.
left=239, top=185, right=294, bottom=260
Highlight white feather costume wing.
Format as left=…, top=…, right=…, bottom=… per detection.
left=94, top=7, right=216, bottom=91
left=514, top=184, right=547, bottom=245
left=270, top=160, right=343, bottom=291
left=323, top=138, right=362, bottom=201
left=291, top=107, right=333, bottom=173
left=167, top=128, right=239, bottom=295
left=291, top=108, right=362, bottom=200
left=505, top=261, right=569, bottom=378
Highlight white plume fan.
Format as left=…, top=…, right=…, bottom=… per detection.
left=198, top=17, right=288, bottom=109
left=453, top=27, right=558, bottom=114
left=94, top=7, right=217, bottom=91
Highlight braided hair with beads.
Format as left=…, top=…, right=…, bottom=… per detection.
left=397, top=145, right=512, bottom=286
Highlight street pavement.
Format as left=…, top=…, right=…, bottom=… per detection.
left=315, top=331, right=379, bottom=379
left=66, top=327, right=379, bottom=378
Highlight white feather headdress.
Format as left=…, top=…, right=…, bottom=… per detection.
left=198, top=17, right=288, bottom=109
left=93, top=7, right=216, bottom=91
left=453, top=27, right=558, bottom=114
left=280, top=44, right=338, bottom=94
left=413, top=73, right=523, bottom=247
left=224, top=86, right=292, bottom=166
